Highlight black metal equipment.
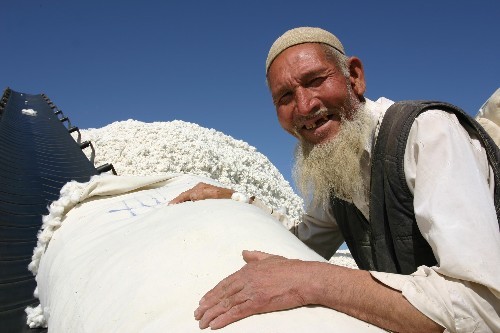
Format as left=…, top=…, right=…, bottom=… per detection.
left=0, top=88, right=115, bottom=332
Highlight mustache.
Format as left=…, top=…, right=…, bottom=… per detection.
left=295, top=108, right=330, bottom=124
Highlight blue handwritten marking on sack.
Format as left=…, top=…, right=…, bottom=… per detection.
left=107, top=193, right=167, bottom=217
left=108, top=200, right=137, bottom=217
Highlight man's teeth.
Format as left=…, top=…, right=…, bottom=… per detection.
left=305, top=115, right=329, bottom=130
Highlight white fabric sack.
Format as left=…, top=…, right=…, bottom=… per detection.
left=35, top=174, right=384, bottom=332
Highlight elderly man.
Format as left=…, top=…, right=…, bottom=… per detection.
left=170, top=27, right=500, bottom=332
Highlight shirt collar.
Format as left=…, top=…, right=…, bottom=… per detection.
left=363, top=97, right=395, bottom=158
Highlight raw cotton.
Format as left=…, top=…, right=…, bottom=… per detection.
left=78, top=119, right=304, bottom=227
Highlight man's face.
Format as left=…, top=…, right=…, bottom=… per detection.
left=267, top=43, right=361, bottom=145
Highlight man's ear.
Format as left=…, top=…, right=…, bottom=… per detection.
left=348, top=57, right=366, bottom=98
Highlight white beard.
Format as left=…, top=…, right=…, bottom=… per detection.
left=293, top=102, right=371, bottom=207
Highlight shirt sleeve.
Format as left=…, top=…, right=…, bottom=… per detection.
left=371, top=110, right=500, bottom=332
left=251, top=196, right=344, bottom=260
left=291, top=201, right=345, bottom=260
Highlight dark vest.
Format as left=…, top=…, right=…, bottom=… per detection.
left=331, top=101, right=500, bottom=274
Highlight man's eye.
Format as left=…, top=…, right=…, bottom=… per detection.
left=308, top=77, right=325, bottom=87
left=278, top=92, right=292, bottom=105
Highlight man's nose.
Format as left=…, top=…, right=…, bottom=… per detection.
left=295, top=88, right=319, bottom=116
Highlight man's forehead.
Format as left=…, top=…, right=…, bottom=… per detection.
left=268, top=44, right=330, bottom=78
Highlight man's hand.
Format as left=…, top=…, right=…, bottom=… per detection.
left=194, top=250, right=312, bottom=330
left=168, top=182, right=234, bottom=205
left=193, top=251, right=445, bottom=332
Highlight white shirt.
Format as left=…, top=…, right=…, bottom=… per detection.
left=296, top=97, right=500, bottom=333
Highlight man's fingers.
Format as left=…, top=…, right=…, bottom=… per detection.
left=242, top=250, right=272, bottom=263
left=195, top=274, right=243, bottom=318
left=242, top=250, right=286, bottom=263
left=207, top=301, right=253, bottom=329
left=197, top=293, right=249, bottom=329
left=168, top=189, right=191, bottom=205
left=168, top=183, right=208, bottom=204
left=168, top=182, right=234, bottom=205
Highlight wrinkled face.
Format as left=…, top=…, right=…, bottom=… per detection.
left=268, top=43, right=363, bottom=145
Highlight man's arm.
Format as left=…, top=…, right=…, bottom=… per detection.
left=194, top=250, right=444, bottom=332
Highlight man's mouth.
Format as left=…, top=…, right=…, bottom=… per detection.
left=303, top=114, right=334, bottom=130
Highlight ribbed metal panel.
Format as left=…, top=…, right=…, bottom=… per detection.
left=0, top=88, right=99, bottom=333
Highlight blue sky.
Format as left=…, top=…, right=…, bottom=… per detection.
left=2, top=0, right=499, bottom=185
